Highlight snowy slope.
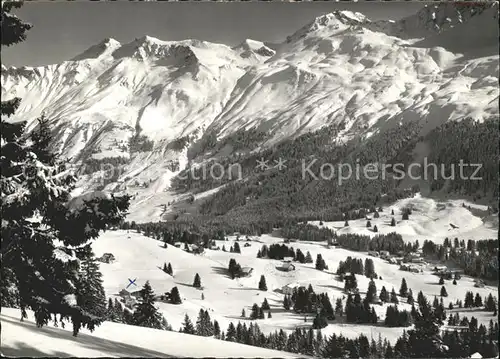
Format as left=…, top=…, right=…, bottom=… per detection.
left=2, top=193, right=497, bottom=357
left=309, top=193, right=498, bottom=245
left=0, top=308, right=301, bottom=358
left=2, top=3, right=498, bottom=220
left=88, top=193, right=496, bottom=342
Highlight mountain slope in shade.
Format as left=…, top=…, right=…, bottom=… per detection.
left=1, top=3, right=498, bottom=219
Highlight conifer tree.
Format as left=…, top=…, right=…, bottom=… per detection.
left=407, top=289, right=414, bottom=305
left=390, top=288, right=399, bottom=304
left=283, top=295, right=291, bottom=310
left=132, top=281, right=168, bottom=330
left=181, top=313, right=196, bottom=334
left=373, top=225, right=378, bottom=232
left=193, top=273, right=202, bottom=288
left=107, top=298, right=115, bottom=321
left=312, top=309, right=328, bottom=329
left=251, top=303, right=260, bottom=319
left=440, top=286, right=448, bottom=297
left=439, top=277, right=445, bottom=285
left=226, top=322, right=236, bottom=341
left=213, top=320, right=221, bottom=339
left=75, top=252, right=107, bottom=319
left=366, top=220, right=371, bottom=228
left=379, top=286, right=389, bottom=302
left=335, top=298, right=343, bottom=316
left=166, top=263, right=173, bottom=276
left=364, top=258, right=376, bottom=278
left=170, top=286, right=182, bottom=304
left=113, top=298, right=123, bottom=322
left=485, top=294, right=496, bottom=311
left=267, top=311, right=272, bottom=318
left=399, top=278, right=408, bottom=297
left=258, top=307, right=265, bottom=319
left=474, top=293, right=483, bottom=307
left=315, top=254, right=326, bottom=271
left=233, top=242, right=241, bottom=253
left=262, top=298, right=270, bottom=310
left=366, top=280, right=377, bottom=303
left=305, top=251, right=313, bottom=263
left=241, top=308, right=246, bottom=317
left=258, top=275, right=267, bottom=291
left=344, top=274, right=358, bottom=292
left=391, top=217, right=396, bottom=226
left=196, top=309, right=213, bottom=336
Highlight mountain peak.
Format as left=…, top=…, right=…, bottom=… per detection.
left=71, top=37, right=121, bottom=61
left=390, top=1, right=498, bottom=39
left=233, top=39, right=275, bottom=58
left=287, top=11, right=369, bottom=43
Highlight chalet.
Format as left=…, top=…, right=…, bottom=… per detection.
left=119, top=289, right=131, bottom=298
left=282, top=284, right=305, bottom=295
left=174, top=242, right=182, bottom=248
left=278, top=262, right=296, bottom=272
left=156, top=292, right=171, bottom=303
left=282, top=257, right=294, bottom=263
left=474, top=279, right=485, bottom=288
left=388, top=257, right=398, bottom=265
left=411, top=257, right=425, bottom=264
left=379, top=250, right=390, bottom=258
left=244, top=243, right=251, bottom=247
left=240, top=267, right=254, bottom=277
left=433, top=266, right=447, bottom=272
left=130, top=289, right=143, bottom=299
left=119, top=289, right=137, bottom=308
left=191, top=244, right=204, bottom=255
left=282, top=284, right=296, bottom=295
left=123, top=296, right=137, bottom=309
left=400, top=264, right=422, bottom=273
left=99, top=253, right=115, bottom=263
left=368, top=251, right=379, bottom=257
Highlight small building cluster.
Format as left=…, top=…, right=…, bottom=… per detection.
left=98, top=253, right=115, bottom=264
left=399, top=263, right=423, bottom=273
left=282, top=283, right=305, bottom=295
left=240, top=267, right=254, bottom=277
left=277, top=257, right=296, bottom=272
left=432, top=266, right=462, bottom=280
left=118, top=288, right=142, bottom=309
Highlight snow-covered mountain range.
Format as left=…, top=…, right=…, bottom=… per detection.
left=2, top=2, right=498, bottom=212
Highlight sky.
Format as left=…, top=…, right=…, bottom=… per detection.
left=2, top=1, right=424, bottom=67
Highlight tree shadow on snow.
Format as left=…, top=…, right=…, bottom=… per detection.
left=210, top=266, right=231, bottom=279
left=1, top=315, right=174, bottom=358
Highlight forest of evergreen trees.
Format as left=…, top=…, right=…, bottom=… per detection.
left=104, top=283, right=499, bottom=358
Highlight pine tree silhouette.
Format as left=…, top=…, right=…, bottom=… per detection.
left=181, top=314, right=195, bottom=334
left=170, top=286, right=182, bottom=304
left=75, top=252, right=107, bottom=319
left=193, top=273, right=202, bottom=288
left=132, top=281, right=168, bottom=330
left=258, top=275, right=268, bottom=291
